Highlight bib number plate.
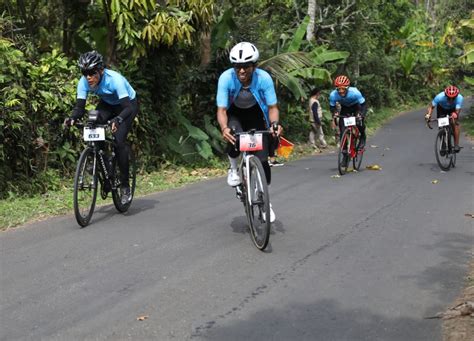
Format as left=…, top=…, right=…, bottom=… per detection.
left=438, top=117, right=449, bottom=127
left=239, top=133, right=263, bottom=152
left=84, top=127, right=105, bottom=141
left=344, top=117, right=356, bottom=127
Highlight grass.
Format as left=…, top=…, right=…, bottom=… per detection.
left=461, top=107, right=474, bottom=138
left=0, top=103, right=420, bottom=230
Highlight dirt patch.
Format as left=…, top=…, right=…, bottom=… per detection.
left=442, top=258, right=474, bottom=341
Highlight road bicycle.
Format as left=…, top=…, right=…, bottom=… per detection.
left=337, top=115, right=364, bottom=175
left=426, top=115, right=457, bottom=171
left=233, top=129, right=274, bottom=250
left=72, top=111, right=137, bottom=227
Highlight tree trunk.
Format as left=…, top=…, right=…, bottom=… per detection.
left=102, top=0, right=118, bottom=66
left=199, top=32, right=211, bottom=68
left=307, top=0, right=317, bottom=42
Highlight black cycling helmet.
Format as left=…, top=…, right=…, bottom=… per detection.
left=78, top=51, right=104, bottom=73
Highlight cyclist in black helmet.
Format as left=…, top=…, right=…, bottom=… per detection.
left=64, top=51, right=138, bottom=204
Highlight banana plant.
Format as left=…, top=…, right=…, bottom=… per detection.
left=259, top=16, right=349, bottom=99
left=459, top=17, right=474, bottom=85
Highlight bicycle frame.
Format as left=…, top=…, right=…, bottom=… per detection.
left=341, top=125, right=360, bottom=158
left=233, top=129, right=272, bottom=206
left=77, top=123, right=116, bottom=191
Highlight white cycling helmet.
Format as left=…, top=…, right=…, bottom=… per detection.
left=229, top=42, right=259, bottom=64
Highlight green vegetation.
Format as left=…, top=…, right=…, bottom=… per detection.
left=1, top=1, right=472, bottom=201
left=461, top=108, right=474, bottom=137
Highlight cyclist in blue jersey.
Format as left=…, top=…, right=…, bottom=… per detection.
left=63, top=51, right=138, bottom=204
left=216, top=42, right=282, bottom=222
left=425, top=85, right=464, bottom=152
left=329, top=75, right=367, bottom=154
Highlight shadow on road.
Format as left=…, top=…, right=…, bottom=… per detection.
left=192, top=298, right=439, bottom=341
left=405, top=231, right=473, bottom=302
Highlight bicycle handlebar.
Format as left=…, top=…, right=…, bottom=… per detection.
left=74, top=122, right=111, bottom=130
left=425, top=116, right=455, bottom=130
left=233, top=129, right=275, bottom=136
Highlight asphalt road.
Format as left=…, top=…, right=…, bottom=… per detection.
left=1, top=105, right=473, bottom=340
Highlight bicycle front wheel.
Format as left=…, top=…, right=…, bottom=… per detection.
left=73, top=147, right=98, bottom=227
left=338, top=129, right=350, bottom=175
left=434, top=129, right=452, bottom=171
left=112, top=146, right=137, bottom=213
left=246, top=156, right=271, bottom=250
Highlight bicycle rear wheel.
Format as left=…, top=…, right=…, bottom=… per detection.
left=246, top=156, right=271, bottom=250
left=434, top=129, right=452, bottom=171
left=338, top=129, right=350, bottom=175
left=73, top=147, right=98, bottom=227
left=352, top=135, right=363, bottom=171
left=112, top=145, right=137, bottom=212
left=449, top=130, right=456, bottom=168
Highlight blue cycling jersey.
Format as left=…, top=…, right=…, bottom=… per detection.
left=216, top=68, right=277, bottom=126
left=432, top=92, right=463, bottom=110
left=329, top=87, right=365, bottom=107
left=77, top=69, right=136, bottom=105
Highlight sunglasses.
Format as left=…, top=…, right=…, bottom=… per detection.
left=82, top=69, right=98, bottom=77
left=233, top=63, right=254, bottom=71
left=337, top=86, right=348, bottom=91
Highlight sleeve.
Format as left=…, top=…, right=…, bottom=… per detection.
left=76, top=77, right=89, bottom=100
left=216, top=73, right=230, bottom=108
left=432, top=93, right=441, bottom=107
left=329, top=91, right=337, bottom=107
left=115, top=76, right=130, bottom=100
left=455, top=95, right=463, bottom=109
left=311, top=102, right=321, bottom=124
left=71, top=98, right=86, bottom=120
left=261, top=73, right=277, bottom=106
left=117, top=96, right=134, bottom=121
left=355, top=88, right=365, bottom=104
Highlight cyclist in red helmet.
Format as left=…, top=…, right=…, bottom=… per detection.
left=329, top=75, right=367, bottom=161
left=425, top=85, right=464, bottom=152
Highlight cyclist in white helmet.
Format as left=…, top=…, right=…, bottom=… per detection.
left=216, top=42, right=282, bottom=222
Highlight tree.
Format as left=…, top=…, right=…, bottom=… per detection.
left=307, top=0, right=317, bottom=42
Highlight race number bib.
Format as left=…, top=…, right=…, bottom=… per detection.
left=343, top=117, right=356, bottom=127
left=438, top=117, right=449, bottom=127
left=83, top=127, right=105, bottom=141
left=239, top=133, right=263, bottom=152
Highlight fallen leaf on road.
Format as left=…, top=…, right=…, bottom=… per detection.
left=465, top=213, right=474, bottom=218
left=331, top=174, right=341, bottom=178
left=370, top=145, right=378, bottom=148
left=366, top=164, right=382, bottom=170
left=137, top=315, right=149, bottom=321
left=431, top=180, right=439, bottom=184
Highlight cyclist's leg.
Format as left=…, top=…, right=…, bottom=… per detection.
left=453, top=121, right=460, bottom=147
left=226, top=114, right=242, bottom=186
left=357, top=120, right=366, bottom=149
left=95, top=100, right=114, bottom=151
left=254, top=137, right=271, bottom=185
left=112, top=100, right=138, bottom=189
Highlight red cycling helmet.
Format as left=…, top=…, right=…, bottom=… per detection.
left=444, top=85, right=459, bottom=98
left=334, top=75, right=350, bottom=88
